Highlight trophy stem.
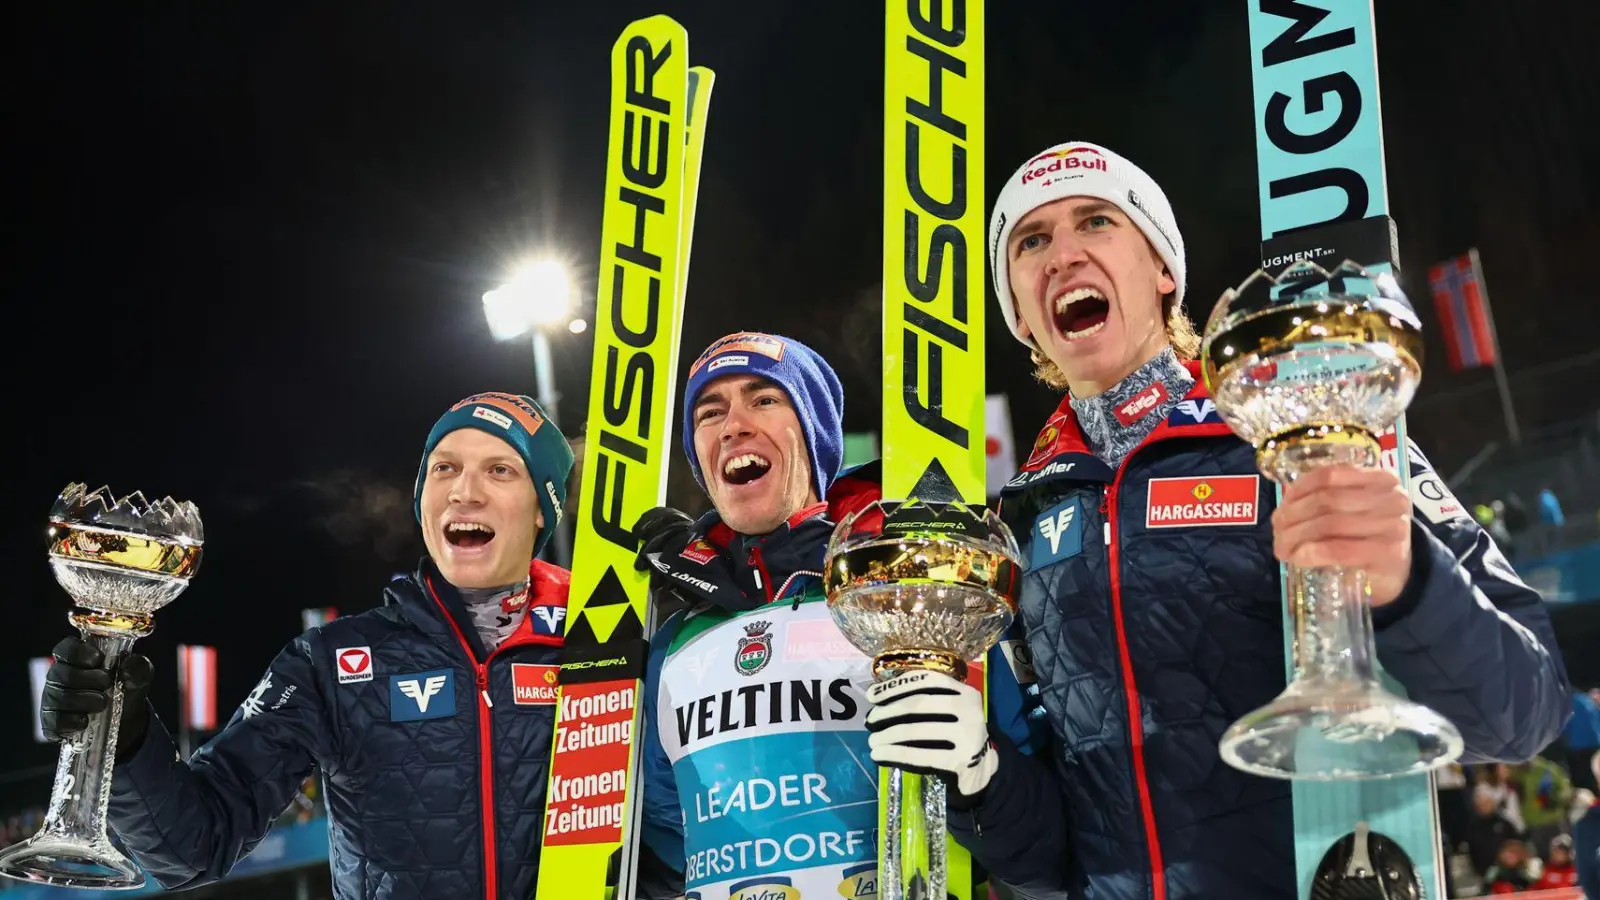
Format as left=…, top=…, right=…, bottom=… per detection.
left=876, top=652, right=960, bottom=900
left=0, top=623, right=145, bottom=888
left=1290, top=564, right=1380, bottom=686
left=1217, top=434, right=1464, bottom=780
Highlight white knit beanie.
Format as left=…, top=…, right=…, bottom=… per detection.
left=987, top=141, right=1186, bottom=348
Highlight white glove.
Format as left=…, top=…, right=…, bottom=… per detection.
left=864, top=670, right=999, bottom=799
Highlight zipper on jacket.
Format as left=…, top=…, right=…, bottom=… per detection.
left=425, top=581, right=501, bottom=900
left=1104, top=479, right=1167, bottom=900
left=748, top=547, right=775, bottom=604
left=473, top=664, right=498, bottom=900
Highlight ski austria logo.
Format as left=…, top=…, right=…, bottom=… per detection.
left=336, top=646, right=373, bottom=684
left=471, top=406, right=514, bottom=430
left=735, top=620, right=773, bottom=676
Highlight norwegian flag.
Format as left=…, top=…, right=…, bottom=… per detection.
left=177, top=644, right=218, bottom=731
left=301, top=607, right=339, bottom=631
left=1428, top=250, right=1499, bottom=370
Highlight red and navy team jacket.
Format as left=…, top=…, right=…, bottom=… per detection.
left=107, top=558, right=570, bottom=900
left=947, top=360, right=1572, bottom=900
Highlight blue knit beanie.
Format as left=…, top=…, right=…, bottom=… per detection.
left=413, top=392, right=574, bottom=558
left=682, top=332, right=844, bottom=500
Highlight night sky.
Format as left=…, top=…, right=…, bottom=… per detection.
left=6, top=1, right=1598, bottom=801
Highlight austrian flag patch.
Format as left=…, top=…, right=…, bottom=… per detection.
left=1146, top=475, right=1259, bottom=528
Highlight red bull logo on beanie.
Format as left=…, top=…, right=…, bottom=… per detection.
left=1020, top=146, right=1108, bottom=185
left=688, top=332, right=787, bottom=377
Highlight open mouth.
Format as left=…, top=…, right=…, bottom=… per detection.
left=721, top=452, right=772, bottom=487
left=445, top=521, right=495, bottom=549
left=1053, top=287, right=1110, bottom=339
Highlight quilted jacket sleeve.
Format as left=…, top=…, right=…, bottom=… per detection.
left=107, top=635, right=327, bottom=889
left=1371, top=440, right=1572, bottom=762
left=945, top=731, right=1076, bottom=896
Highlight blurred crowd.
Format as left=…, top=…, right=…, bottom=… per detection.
left=1441, top=690, right=1600, bottom=897
left=1474, top=486, right=1590, bottom=562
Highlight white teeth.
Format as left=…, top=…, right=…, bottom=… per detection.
left=1064, top=320, right=1107, bottom=340
left=1053, top=287, right=1105, bottom=315
left=446, top=522, right=493, bottom=534
left=722, top=453, right=770, bottom=477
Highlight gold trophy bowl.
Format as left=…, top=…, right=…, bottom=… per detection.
left=822, top=498, right=1021, bottom=900
left=1201, top=260, right=1463, bottom=780
left=0, top=484, right=203, bottom=889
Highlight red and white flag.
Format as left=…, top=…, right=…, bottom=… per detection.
left=302, top=607, right=339, bottom=632
left=177, top=644, right=218, bottom=731
left=1428, top=249, right=1499, bottom=371
left=29, top=656, right=52, bottom=743
left=985, top=394, right=1017, bottom=498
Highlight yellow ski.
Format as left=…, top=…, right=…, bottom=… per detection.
left=536, top=15, right=713, bottom=899
left=881, top=0, right=986, bottom=896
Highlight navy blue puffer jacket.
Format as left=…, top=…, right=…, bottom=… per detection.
left=947, top=364, right=1571, bottom=900
left=108, top=558, right=570, bottom=900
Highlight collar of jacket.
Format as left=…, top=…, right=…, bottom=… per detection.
left=1007, top=359, right=1237, bottom=490
left=695, top=461, right=883, bottom=602
left=385, top=557, right=570, bottom=661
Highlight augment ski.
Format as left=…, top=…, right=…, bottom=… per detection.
left=1244, top=3, right=1446, bottom=898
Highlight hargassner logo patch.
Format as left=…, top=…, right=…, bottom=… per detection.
left=1145, top=476, right=1259, bottom=528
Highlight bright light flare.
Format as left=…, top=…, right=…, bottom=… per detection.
left=481, top=259, right=573, bottom=340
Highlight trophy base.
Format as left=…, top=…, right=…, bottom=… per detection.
left=0, top=832, right=145, bottom=890
left=1218, top=679, right=1462, bottom=780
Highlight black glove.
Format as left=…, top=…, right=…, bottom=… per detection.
left=630, top=507, right=757, bottom=611
left=41, top=636, right=154, bottom=761
left=631, top=506, right=697, bottom=571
